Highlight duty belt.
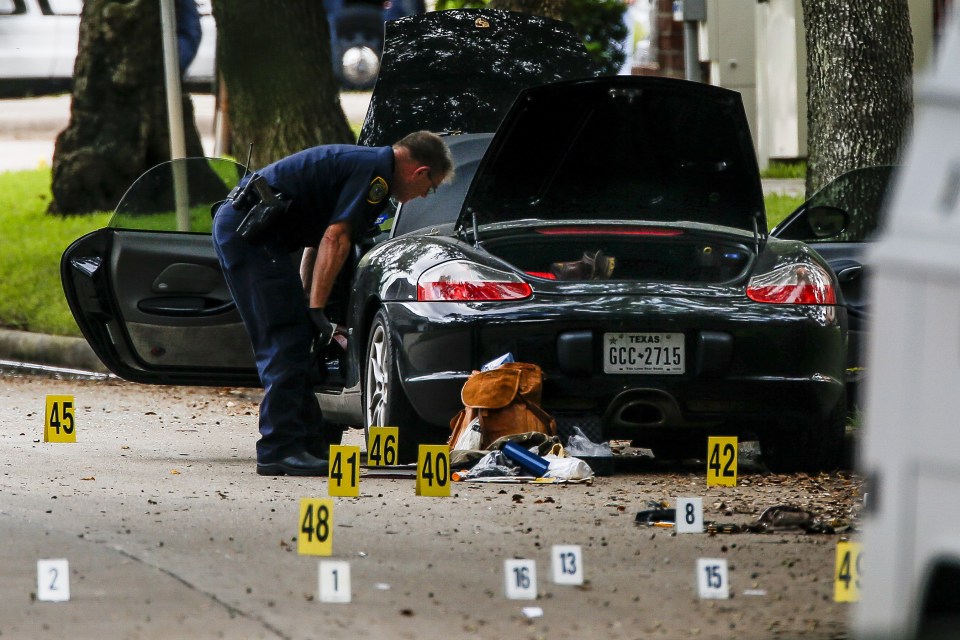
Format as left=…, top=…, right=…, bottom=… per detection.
left=231, top=174, right=290, bottom=242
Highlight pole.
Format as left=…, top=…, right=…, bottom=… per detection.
left=160, top=0, right=191, bottom=231
left=683, top=20, right=701, bottom=82
left=673, top=0, right=706, bottom=83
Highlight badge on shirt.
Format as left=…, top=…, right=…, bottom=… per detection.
left=367, top=176, right=389, bottom=205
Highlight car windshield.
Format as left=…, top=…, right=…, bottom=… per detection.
left=774, top=166, right=896, bottom=243
left=108, top=158, right=245, bottom=233
left=392, top=133, right=492, bottom=236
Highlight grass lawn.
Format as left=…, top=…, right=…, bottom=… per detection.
left=0, top=167, right=805, bottom=339
left=766, top=192, right=805, bottom=227
left=0, top=169, right=110, bottom=337
left=761, top=159, right=807, bottom=180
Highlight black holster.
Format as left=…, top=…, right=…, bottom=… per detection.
left=227, top=174, right=290, bottom=242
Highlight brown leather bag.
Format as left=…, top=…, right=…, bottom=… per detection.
left=448, top=362, right=557, bottom=450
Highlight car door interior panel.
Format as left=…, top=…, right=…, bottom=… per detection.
left=109, top=231, right=255, bottom=369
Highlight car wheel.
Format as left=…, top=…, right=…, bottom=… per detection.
left=763, top=392, right=847, bottom=472
left=363, top=309, right=421, bottom=463
left=337, top=31, right=381, bottom=90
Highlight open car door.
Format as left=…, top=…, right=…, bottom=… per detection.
left=771, top=165, right=895, bottom=387
left=61, top=158, right=261, bottom=386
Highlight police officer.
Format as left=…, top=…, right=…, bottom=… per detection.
left=213, top=131, right=454, bottom=476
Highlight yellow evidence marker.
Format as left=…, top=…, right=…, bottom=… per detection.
left=298, top=498, right=334, bottom=556
left=706, top=436, right=737, bottom=486
left=366, top=427, right=399, bottom=466
left=416, top=445, right=450, bottom=496
left=44, top=395, right=76, bottom=443
left=328, top=445, right=361, bottom=497
left=834, top=540, right=863, bottom=602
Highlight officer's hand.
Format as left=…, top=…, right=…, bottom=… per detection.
left=309, top=308, right=334, bottom=347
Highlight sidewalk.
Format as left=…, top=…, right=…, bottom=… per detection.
left=0, top=92, right=372, bottom=173
left=762, top=177, right=805, bottom=197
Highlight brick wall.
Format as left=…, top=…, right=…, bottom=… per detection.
left=632, top=0, right=699, bottom=80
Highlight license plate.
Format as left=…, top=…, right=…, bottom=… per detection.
left=603, top=332, right=685, bottom=374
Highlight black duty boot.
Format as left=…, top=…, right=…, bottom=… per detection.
left=256, top=450, right=329, bottom=476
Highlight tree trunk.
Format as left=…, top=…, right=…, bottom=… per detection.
left=802, top=1, right=913, bottom=196
left=212, top=0, right=353, bottom=169
left=50, top=0, right=206, bottom=215
left=487, top=0, right=567, bottom=20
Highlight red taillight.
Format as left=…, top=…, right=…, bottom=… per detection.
left=746, top=263, right=836, bottom=304
left=417, top=260, right=533, bottom=301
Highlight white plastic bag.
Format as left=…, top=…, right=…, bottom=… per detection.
left=452, top=417, right=482, bottom=451
left=565, top=426, right=612, bottom=457
left=542, top=455, right=594, bottom=481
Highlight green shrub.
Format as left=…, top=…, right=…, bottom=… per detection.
left=567, top=0, right=628, bottom=75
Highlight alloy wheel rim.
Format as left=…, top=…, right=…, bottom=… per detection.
left=365, top=323, right=388, bottom=427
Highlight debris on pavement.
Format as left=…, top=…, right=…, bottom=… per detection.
left=634, top=498, right=853, bottom=534
left=745, top=504, right=839, bottom=534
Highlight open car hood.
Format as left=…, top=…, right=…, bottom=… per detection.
left=357, top=9, right=597, bottom=147
left=456, top=76, right=766, bottom=235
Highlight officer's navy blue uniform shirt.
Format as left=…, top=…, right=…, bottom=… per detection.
left=256, top=144, right=394, bottom=250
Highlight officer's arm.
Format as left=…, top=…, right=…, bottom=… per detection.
left=300, top=247, right=318, bottom=294
left=308, top=220, right=353, bottom=309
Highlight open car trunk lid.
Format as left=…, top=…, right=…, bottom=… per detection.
left=358, top=9, right=598, bottom=147
left=457, top=76, right=766, bottom=235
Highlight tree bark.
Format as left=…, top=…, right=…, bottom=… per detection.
left=487, top=0, right=567, bottom=20
left=212, top=0, right=354, bottom=169
left=802, top=1, right=913, bottom=195
left=50, top=0, right=207, bottom=215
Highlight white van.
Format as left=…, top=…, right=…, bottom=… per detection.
left=0, top=0, right=216, bottom=95
left=854, top=8, right=960, bottom=639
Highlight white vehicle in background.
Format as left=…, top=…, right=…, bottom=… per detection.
left=854, top=8, right=960, bottom=640
left=0, top=0, right=216, bottom=96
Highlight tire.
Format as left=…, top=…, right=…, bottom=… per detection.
left=763, top=392, right=847, bottom=472
left=362, top=309, right=421, bottom=463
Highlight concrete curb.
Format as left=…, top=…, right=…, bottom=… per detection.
left=0, top=328, right=108, bottom=373
left=762, top=178, right=805, bottom=197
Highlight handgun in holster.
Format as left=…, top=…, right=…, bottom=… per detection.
left=230, top=174, right=290, bottom=242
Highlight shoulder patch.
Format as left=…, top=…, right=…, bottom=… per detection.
left=367, top=176, right=389, bottom=204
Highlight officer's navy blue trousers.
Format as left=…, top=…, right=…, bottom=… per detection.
left=212, top=202, right=323, bottom=463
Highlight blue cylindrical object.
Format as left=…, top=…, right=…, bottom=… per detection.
left=501, top=441, right=550, bottom=477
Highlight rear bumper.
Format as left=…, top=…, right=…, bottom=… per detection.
left=383, top=294, right=847, bottom=437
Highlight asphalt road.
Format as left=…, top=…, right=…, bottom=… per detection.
left=1, top=372, right=860, bottom=639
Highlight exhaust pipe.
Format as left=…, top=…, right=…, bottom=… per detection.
left=603, top=389, right=682, bottom=429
